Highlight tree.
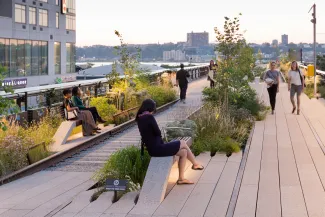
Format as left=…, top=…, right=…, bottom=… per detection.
left=0, top=65, right=17, bottom=131
left=288, top=48, right=298, bottom=62
left=214, top=14, right=255, bottom=105
left=317, top=55, right=325, bottom=71
left=257, top=49, right=263, bottom=64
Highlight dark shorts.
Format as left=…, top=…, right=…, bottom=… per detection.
left=148, top=140, right=181, bottom=157
left=290, top=84, right=303, bottom=98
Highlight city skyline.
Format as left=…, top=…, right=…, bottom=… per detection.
left=76, top=0, right=325, bottom=46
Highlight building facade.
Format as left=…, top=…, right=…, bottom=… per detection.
left=163, top=50, right=186, bottom=61
left=187, top=32, right=209, bottom=47
left=0, top=0, right=76, bottom=88
left=281, top=34, right=288, bottom=46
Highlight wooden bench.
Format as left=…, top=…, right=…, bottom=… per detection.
left=129, top=137, right=192, bottom=216
left=52, top=105, right=83, bottom=147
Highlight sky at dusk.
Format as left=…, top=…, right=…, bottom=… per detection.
left=76, top=0, right=325, bottom=46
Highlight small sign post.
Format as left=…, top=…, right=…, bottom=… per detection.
left=105, top=179, right=128, bottom=202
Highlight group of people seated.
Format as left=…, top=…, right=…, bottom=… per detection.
left=62, top=85, right=203, bottom=184
left=62, top=86, right=106, bottom=136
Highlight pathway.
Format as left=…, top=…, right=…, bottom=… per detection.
left=234, top=83, right=325, bottom=217
left=3, top=79, right=325, bottom=217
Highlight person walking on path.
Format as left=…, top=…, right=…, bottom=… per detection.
left=264, top=61, right=280, bottom=115
left=71, top=86, right=106, bottom=123
left=208, top=60, right=217, bottom=88
left=176, top=63, right=190, bottom=104
left=136, top=99, right=204, bottom=185
left=288, top=61, right=305, bottom=115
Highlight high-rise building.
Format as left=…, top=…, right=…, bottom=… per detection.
left=187, top=32, right=209, bottom=47
left=282, top=34, right=288, bottom=46
left=0, top=0, right=76, bottom=88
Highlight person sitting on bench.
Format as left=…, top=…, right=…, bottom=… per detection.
left=63, top=89, right=101, bottom=136
left=71, top=86, right=106, bottom=123
left=136, top=99, right=204, bottom=185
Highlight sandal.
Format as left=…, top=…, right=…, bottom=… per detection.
left=292, top=107, right=296, bottom=114
left=177, top=179, right=194, bottom=185
left=192, top=165, right=204, bottom=170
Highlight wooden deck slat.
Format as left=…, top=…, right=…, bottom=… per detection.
left=281, top=86, right=325, bottom=217
left=153, top=153, right=211, bottom=216
left=204, top=160, right=240, bottom=217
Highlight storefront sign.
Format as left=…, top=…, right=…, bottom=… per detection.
left=55, top=76, right=76, bottom=84
left=1, top=78, right=27, bottom=89
left=61, top=0, right=67, bottom=14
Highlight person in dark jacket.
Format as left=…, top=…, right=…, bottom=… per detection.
left=71, top=87, right=106, bottom=123
left=136, top=99, right=204, bottom=185
left=176, top=64, right=190, bottom=104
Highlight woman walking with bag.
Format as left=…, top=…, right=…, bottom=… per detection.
left=264, top=61, right=280, bottom=115
left=208, top=60, right=216, bottom=88
left=288, top=61, right=305, bottom=115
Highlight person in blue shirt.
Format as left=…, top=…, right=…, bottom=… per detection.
left=71, top=87, right=106, bottom=123
left=136, top=99, right=204, bottom=185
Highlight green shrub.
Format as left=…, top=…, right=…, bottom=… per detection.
left=0, top=136, right=29, bottom=177
left=0, top=114, right=62, bottom=177
left=165, top=120, right=197, bottom=141
left=192, top=135, right=240, bottom=156
left=304, top=84, right=314, bottom=99
left=147, top=86, right=177, bottom=107
left=94, top=146, right=151, bottom=191
left=203, top=86, right=264, bottom=118
left=89, top=97, right=118, bottom=123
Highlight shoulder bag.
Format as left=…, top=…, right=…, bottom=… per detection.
left=298, top=69, right=306, bottom=87
left=64, top=100, right=79, bottom=120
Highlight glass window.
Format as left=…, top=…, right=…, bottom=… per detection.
left=56, top=12, right=59, bottom=28
left=39, top=9, right=48, bottom=27
left=15, top=4, right=26, bottom=23
left=66, top=43, right=71, bottom=73
left=66, top=15, right=75, bottom=30
left=10, top=39, right=17, bottom=77
left=66, top=0, right=76, bottom=14
left=39, top=0, right=48, bottom=2
left=40, top=41, right=48, bottom=75
left=31, top=41, right=39, bottom=75
left=54, top=42, right=61, bottom=74
left=71, top=43, right=76, bottom=73
left=0, top=38, right=10, bottom=76
left=25, top=40, right=31, bottom=76
left=29, top=7, right=36, bottom=25
left=0, top=39, right=5, bottom=68
left=17, top=40, right=25, bottom=77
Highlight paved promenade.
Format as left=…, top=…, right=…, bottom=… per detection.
left=2, top=80, right=325, bottom=217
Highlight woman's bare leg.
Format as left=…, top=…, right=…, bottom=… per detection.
left=175, top=149, right=187, bottom=181
left=297, top=94, right=301, bottom=110
left=179, top=140, right=201, bottom=168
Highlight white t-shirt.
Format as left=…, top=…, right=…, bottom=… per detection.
left=288, top=70, right=303, bottom=86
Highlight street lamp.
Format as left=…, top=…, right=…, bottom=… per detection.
left=309, top=4, right=317, bottom=95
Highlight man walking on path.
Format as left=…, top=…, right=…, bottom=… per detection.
left=176, top=63, right=190, bottom=103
